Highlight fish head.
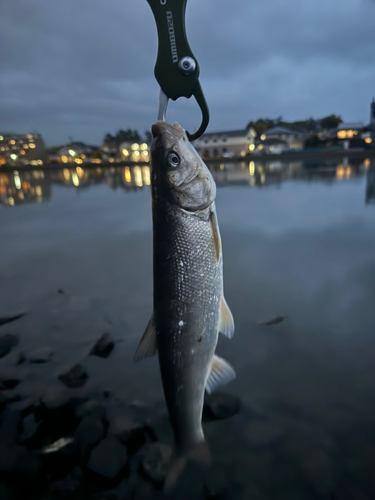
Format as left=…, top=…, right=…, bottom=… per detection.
left=150, top=121, right=216, bottom=211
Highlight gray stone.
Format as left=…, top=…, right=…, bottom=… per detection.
left=75, top=400, right=107, bottom=422
left=0, top=442, right=40, bottom=475
left=87, top=438, right=128, bottom=478
left=0, top=408, right=21, bottom=443
left=58, top=364, right=88, bottom=388
left=19, top=412, right=40, bottom=442
left=0, top=378, right=20, bottom=391
left=28, top=346, right=54, bottom=363
left=75, top=416, right=104, bottom=450
left=42, top=437, right=76, bottom=456
left=245, top=421, right=286, bottom=446
left=204, top=392, right=241, bottom=420
left=109, top=415, right=147, bottom=453
left=0, top=335, right=19, bottom=358
left=141, top=442, right=172, bottom=485
left=50, top=472, right=80, bottom=496
left=89, top=333, right=115, bottom=358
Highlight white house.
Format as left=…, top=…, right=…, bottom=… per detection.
left=192, top=126, right=256, bottom=158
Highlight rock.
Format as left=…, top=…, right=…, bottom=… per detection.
left=89, top=333, right=115, bottom=358
left=0, top=378, right=20, bottom=391
left=50, top=472, right=80, bottom=496
left=0, top=408, right=22, bottom=443
left=0, top=393, right=7, bottom=411
left=204, top=393, right=241, bottom=420
left=75, top=416, right=104, bottom=451
left=42, top=437, right=75, bottom=455
left=245, top=421, right=286, bottom=446
left=41, top=437, right=78, bottom=476
left=0, top=335, right=19, bottom=358
left=58, top=364, right=88, bottom=388
left=28, top=346, right=54, bottom=363
left=75, top=400, right=107, bottom=422
left=109, top=415, right=147, bottom=454
left=0, top=483, right=14, bottom=500
left=0, top=442, right=40, bottom=475
left=87, top=438, right=128, bottom=478
left=140, top=442, right=172, bottom=485
left=19, top=412, right=40, bottom=442
left=0, top=313, right=26, bottom=327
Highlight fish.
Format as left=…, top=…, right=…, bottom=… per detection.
left=134, top=121, right=235, bottom=490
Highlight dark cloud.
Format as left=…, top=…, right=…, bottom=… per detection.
left=1, top=0, right=374, bottom=145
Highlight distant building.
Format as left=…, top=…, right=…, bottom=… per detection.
left=119, top=141, right=150, bottom=162
left=0, top=132, right=46, bottom=167
left=370, top=99, right=375, bottom=146
left=192, top=127, right=256, bottom=158
left=335, top=122, right=364, bottom=149
left=259, top=126, right=306, bottom=150
left=58, top=142, right=99, bottom=165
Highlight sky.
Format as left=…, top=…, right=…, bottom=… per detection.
left=1, top=0, right=375, bottom=146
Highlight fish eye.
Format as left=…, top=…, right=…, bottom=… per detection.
left=167, top=152, right=180, bottom=168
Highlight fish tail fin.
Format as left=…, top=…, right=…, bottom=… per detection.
left=163, top=441, right=211, bottom=495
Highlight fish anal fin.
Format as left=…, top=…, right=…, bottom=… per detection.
left=205, top=354, right=236, bottom=394
left=219, top=296, right=235, bottom=339
left=133, top=313, right=157, bottom=362
left=209, top=208, right=221, bottom=263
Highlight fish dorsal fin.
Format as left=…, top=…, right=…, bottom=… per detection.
left=209, top=206, right=221, bottom=263
left=133, top=313, right=157, bottom=362
left=219, top=297, right=235, bottom=339
left=205, top=354, right=236, bottom=394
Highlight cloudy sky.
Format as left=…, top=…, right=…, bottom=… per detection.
left=1, top=0, right=374, bottom=146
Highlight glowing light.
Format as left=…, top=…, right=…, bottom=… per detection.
left=134, top=166, right=143, bottom=187
left=18, top=192, right=24, bottom=200
left=37, top=160, right=43, bottom=165
left=337, top=130, right=358, bottom=139
left=124, top=167, right=131, bottom=183
left=260, top=134, right=266, bottom=140
left=35, top=186, right=42, bottom=196
left=336, top=165, right=345, bottom=179
left=91, top=158, right=102, bottom=164
left=81, top=154, right=86, bottom=159
left=29, top=143, right=36, bottom=149
left=365, top=137, right=372, bottom=144
left=74, top=158, right=83, bottom=165
left=364, top=158, right=370, bottom=169
left=69, top=149, right=75, bottom=156
left=10, top=154, right=17, bottom=160
left=72, top=172, right=79, bottom=186
left=0, top=136, right=3, bottom=140
left=134, top=150, right=140, bottom=156
left=108, top=158, right=114, bottom=163
left=76, top=166, right=84, bottom=177
left=258, top=144, right=264, bottom=151
left=63, top=169, right=70, bottom=180
left=220, top=163, right=224, bottom=170
left=26, top=134, right=33, bottom=140
left=9, top=140, right=15, bottom=145
left=23, top=144, right=29, bottom=149
left=142, top=166, right=151, bottom=185
left=142, top=150, right=149, bottom=157
left=131, top=143, right=139, bottom=151
left=61, top=155, right=69, bottom=163
left=249, top=144, right=255, bottom=151
left=249, top=161, right=255, bottom=176
left=0, top=158, right=6, bottom=166
left=14, top=173, right=21, bottom=190
left=141, top=143, right=148, bottom=150
left=20, top=150, right=25, bottom=155
left=122, top=148, right=129, bottom=156
left=8, top=197, right=15, bottom=206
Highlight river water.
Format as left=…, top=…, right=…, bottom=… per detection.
left=1, top=158, right=375, bottom=499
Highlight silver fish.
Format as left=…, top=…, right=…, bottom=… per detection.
left=134, top=121, right=235, bottom=487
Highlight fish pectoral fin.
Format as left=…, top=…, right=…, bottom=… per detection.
left=209, top=207, right=221, bottom=263
left=219, top=296, right=235, bottom=339
left=205, top=354, right=236, bottom=394
left=133, top=313, right=157, bottom=362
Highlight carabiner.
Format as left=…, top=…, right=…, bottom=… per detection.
left=146, top=0, right=210, bottom=141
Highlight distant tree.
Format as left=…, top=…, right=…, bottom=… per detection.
left=320, top=115, right=342, bottom=130
left=104, top=133, right=115, bottom=143
left=144, top=130, right=152, bottom=143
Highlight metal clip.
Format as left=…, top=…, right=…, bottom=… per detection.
left=146, top=0, right=210, bottom=141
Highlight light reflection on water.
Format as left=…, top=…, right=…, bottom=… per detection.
left=1, top=157, right=375, bottom=498
left=1, top=157, right=374, bottom=208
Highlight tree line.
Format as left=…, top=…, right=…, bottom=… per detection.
left=246, top=114, right=343, bottom=136
left=103, top=129, right=152, bottom=145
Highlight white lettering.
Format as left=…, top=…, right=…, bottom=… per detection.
left=166, top=11, right=178, bottom=63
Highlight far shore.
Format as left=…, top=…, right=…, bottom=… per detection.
left=1, top=148, right=374, bottom=173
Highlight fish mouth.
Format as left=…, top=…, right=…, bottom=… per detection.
left=152, top=121, right=185, bottom=140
